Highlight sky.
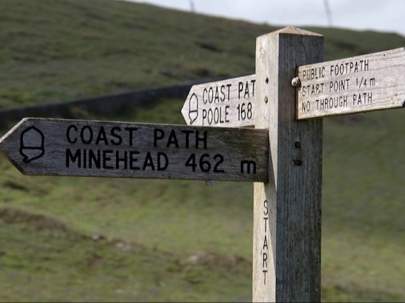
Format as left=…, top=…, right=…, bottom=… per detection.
left=126, top=0, right=405, bottom=36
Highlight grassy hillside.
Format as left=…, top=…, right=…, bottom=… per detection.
left=1, top=0, right=404, bottom=109
left=0, top=0, right=405, bottom=302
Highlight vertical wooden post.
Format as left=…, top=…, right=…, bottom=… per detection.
left=253, top=27, right=324, bottom=302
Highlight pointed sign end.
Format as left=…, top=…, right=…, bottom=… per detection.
left=0, top=118, right=29, bottom=146
left=182, top=89, right=197, bottom=125
left=181, top=101, right=189, bottom=125
left=0, top=133, right=6, bottom=148
left=0, top=118, right=34, bottom=175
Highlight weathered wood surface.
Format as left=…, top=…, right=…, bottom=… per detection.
left=0, top=118, right=268, bottom=182
left=181, top=75, right=256, bottom=127
left=297, top=47, right=405, bottom=119
left=253, top=26, right=323, bottom=302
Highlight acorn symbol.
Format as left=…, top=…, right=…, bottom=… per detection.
left=19, top=126, right=45, bottom=163
left=188, top=93, right=198, bottom=125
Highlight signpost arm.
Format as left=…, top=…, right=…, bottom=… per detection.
left=253, top=26, right=324, bottom=302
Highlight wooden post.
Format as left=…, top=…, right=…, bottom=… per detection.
left=253, top=26, right=324, bottom=302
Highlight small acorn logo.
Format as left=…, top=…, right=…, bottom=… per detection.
left=19, top=126, right=45, bottom=163
left=188, top=93, right=198, bottom=125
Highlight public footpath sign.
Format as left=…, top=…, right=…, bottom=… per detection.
left=297, top=48, right=405, bottom=119
left=0, top=118, right=268, bottom=182
left=181, top=75, right=256, bottom=127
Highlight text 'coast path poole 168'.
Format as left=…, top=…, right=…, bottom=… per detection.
left=0, top=118, right=268, bottom=182
left=181, top=75, right=256, bottom=127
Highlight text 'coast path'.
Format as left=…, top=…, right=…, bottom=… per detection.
left=0, top=118, right=268, bottom=182
left=182, top=75, right=256, bottom=127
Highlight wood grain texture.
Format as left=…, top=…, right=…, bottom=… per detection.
left=297, top=48, right=405, bottom=119
left=0, top=118, right=268, bottom=182
left=181, top=75, right=256, bottom=127
left=253, top=26, right=323, bottom=302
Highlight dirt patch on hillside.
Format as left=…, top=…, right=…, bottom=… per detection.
left=0, top=207, right=70, bottom=233
left=183, top=251, right=250, bottom=269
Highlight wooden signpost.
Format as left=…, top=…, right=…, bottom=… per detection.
left=181, top=75, right=256, bottom=127
left=253, top=27, right=324, bottom=302
left=0, top=118, right=268, bottom=182
left=0, top=26, right=404, bottom=302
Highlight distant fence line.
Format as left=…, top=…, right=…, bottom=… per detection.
left=0, top=79, right=216, bottom=129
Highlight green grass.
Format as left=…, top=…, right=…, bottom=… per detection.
left=321, top=110, right=405, bottom=301
left=1, top=0, right=405, bottom=302
left=1, top=0, right=404, bottom=109
left=1, top=100, right=405, bottom=301
left=0, top=207, right=252, bottom=302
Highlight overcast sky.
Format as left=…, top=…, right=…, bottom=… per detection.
left=127, top=0, right=405, bottom=35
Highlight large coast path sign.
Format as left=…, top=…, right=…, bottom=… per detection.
left=0, top=118, right=268, bottom=182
